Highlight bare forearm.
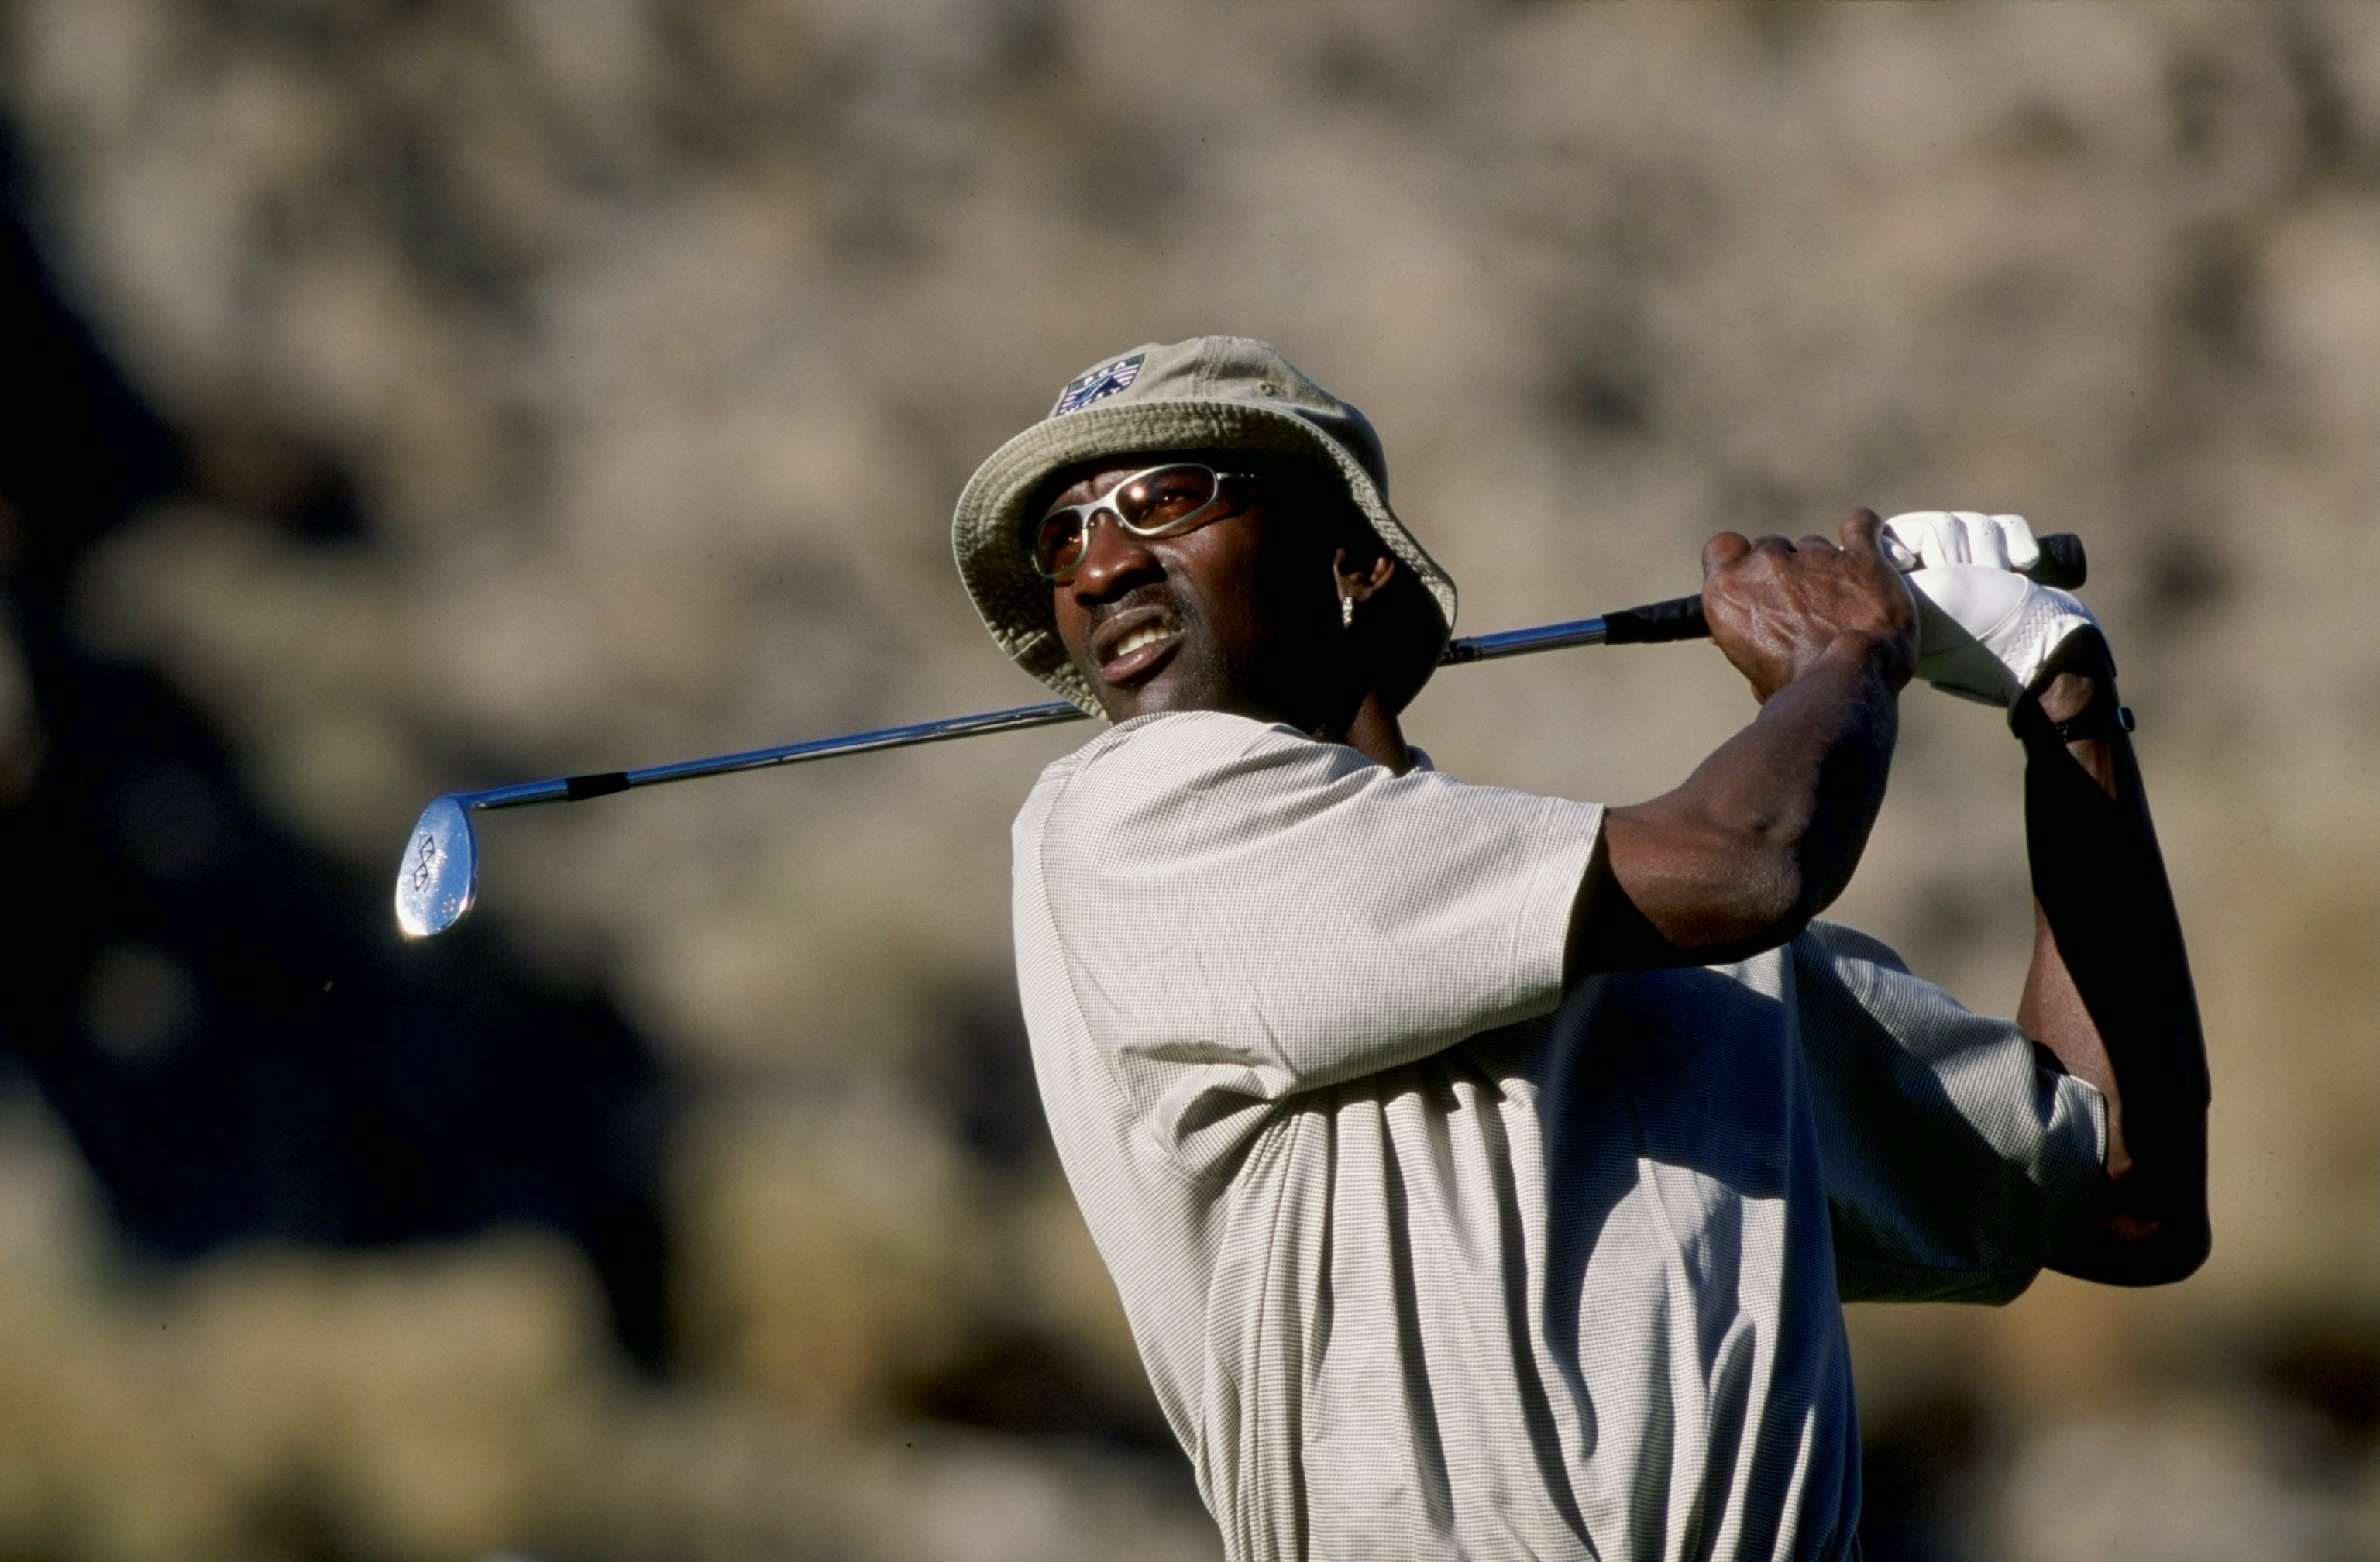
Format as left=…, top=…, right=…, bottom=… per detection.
left=2017, top=645, right=2210, bottom=1282
left=1581, top=635, right=1902, bottom=970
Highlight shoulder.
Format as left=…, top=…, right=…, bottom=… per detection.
left=1033, top=711, right=1361, bottom=824
left=1014, top=711, right=1298, bottom=851
left=1072, top=709, right=1360, bottom=786
left=1792, top=919, right=1915, bottom=981
left=1014, top=712, right=1479, bottom=896
left=1070, top=709, right=1300, bottom=776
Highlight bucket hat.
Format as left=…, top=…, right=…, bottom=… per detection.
left=952, top=336, right=1457, bottom=715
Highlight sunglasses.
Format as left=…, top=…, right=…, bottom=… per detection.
left=1030, top=463, right=1261, bottom=583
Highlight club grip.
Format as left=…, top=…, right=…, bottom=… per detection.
left=1600, top=532, right=2087, bottom=645
left=2028, top=532, right=2087, bottom=590
left=1601, top=594, right=1710, bottom=644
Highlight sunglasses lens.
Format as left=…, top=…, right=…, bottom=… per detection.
left=1034, top=466, right=1233, bottom=579
left=1033, top=510, right=1086, bottom=579
left=1115, top=466, right=1221, bottom=532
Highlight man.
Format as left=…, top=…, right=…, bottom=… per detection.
left=951, top=337, right=2207, bottom=1560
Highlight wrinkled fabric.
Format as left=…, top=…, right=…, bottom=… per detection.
left=1011, top=711, right=2107, bottom=1562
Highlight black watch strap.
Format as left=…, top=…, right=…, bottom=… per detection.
left=2057, top=702, right=2136, bottom=744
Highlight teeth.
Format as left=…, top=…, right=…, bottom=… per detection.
left=1113, top=624, right=1172, bottom=658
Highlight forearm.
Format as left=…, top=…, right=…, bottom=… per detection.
left=2017, top=644, right=2210, bottom=1282
left=1580, top=635, right=1903, bottom=971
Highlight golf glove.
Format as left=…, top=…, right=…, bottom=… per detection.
left=1881, top=511, right=2102, bottom=708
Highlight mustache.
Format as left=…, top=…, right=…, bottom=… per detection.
left=1087, top=583, right=1192, bottom=635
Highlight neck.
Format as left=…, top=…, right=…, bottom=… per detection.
left=1313, top=690, right=1413, bottom=774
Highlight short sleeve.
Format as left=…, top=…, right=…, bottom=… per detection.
left=1036, top=712, right=1604, bottom=1172
left=1790, top=921, right=2109, bottom=1304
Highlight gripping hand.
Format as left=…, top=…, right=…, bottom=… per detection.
left=1881, top=511, right=2103, bottom=708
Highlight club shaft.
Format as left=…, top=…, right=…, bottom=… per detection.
left=468, top=700, right=1094, bottom=810
left=452, top=525, right=2086, bottom=813
left=465, top=612, right=1619, bottom=812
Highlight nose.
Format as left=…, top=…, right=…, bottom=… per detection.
left=1068, top=509, right=1164, bottom=601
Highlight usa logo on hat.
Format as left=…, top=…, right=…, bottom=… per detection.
left=1051, top=354, right=1145, bottom=416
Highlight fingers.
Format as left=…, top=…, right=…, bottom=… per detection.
left=1883, top=510, right=1955, bottom=569
left=1880, top=510, right=2041, bottom=574
left=1708, top=528, right=1851, bottom=573
left=1962, top=513, right=2014, bottom=571
left=1880, top=528, right=1921, bottom=572
left=1892, top=511, right=1990, bottom=568
left=1708, top=513, right=1890, bottom=570
left=1991, top=514, right=2041, bottom=573
left=1698, top=508, right=1919, bottom=701
left=1703, top=532, right=1752, bottom=575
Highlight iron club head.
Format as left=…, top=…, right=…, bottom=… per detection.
left=394, top=795, right=479, bottom=938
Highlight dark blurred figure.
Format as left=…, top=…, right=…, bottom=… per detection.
left=0, top=126, right=673, bottom=1372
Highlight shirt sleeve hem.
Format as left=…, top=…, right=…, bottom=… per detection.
left=1505, top=798, right=1608, bottom=1019
left=2036, top=1068, right=2113, bottom=1244
left=1835, top=1256, right=2044, bottom=1306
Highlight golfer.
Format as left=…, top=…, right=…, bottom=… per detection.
left=952, top=337, right=2208, bottom=1561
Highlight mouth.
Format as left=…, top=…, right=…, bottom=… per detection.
left=1089, top=604, right=1182, bottom=686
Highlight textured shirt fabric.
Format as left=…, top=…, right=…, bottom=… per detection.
left=1010, top=711, right=2108, bottom=1562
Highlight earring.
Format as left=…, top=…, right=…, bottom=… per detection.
left=1340, top=593, right=1356, bottom=629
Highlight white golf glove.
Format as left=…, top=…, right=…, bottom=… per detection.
left=1881, top=511, right=2103, bottom=707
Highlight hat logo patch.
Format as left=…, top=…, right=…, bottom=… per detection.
left=1051, top=354, right=1144, bottom=416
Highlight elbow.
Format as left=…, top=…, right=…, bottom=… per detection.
left=2136, top=1195, right=2214, bottom=1284
left=2052, top=1199, right=2211, bottom=1288
left=2093, top=1220, right=2211, bottom=1288
left=2082, top=1107, right=2211, bottom=1286
left=1712, top=886, right=1818, bottom=962
left=1601, top=807, right=1825, bottom=965
left=1695, top=836, right=1828, bottom=961
left=1642, top=856, right=1813, bottom=964
left=2158, top=1220, right=2213, bottom=1284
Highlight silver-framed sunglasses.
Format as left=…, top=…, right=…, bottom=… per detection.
left=1030, top=463, right=1261, bottom=582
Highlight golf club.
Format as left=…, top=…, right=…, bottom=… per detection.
left=394, top=533, right=2087, bottom=938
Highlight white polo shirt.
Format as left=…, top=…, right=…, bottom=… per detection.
left=1010, top=711, right=2107, bottom=1562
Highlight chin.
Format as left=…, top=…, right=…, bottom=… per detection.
left=1095, top=660, right=1233, bottom=722
left=1101, top=680, right=1188, bottom=722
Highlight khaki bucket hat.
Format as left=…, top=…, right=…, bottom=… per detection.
left=952, top=336, right=1457, bottom=715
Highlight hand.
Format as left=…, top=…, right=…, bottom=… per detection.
left=1701, top=510, right=1917, bottom=703
left=1881, top=511, right=2103, bottom=708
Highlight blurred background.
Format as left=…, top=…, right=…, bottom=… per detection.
left=0, top=2, right=2372, bottom=1558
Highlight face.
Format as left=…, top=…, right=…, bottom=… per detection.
left=1040, top=452, right=1365, bottom=725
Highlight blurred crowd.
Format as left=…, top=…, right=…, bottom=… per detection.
left=0, top=2, right=2372, bottom=1559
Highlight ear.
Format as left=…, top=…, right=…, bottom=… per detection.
left=1333, top=546, right=1399, bottom=604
